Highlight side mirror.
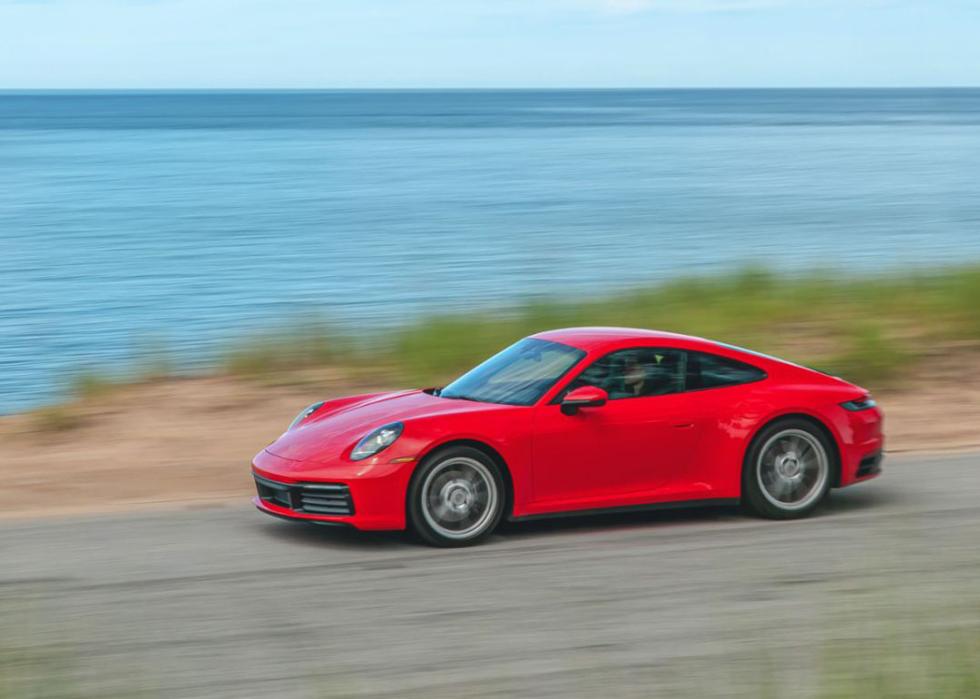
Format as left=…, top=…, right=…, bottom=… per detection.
left=560, top=386, right=608, bottom=415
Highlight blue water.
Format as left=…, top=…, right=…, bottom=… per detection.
left=3, top=89, right=980, bottom=413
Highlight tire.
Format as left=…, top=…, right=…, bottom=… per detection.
left=407, top=446, right=505, bottom=547
left=742, top=418, right=834, bottom=519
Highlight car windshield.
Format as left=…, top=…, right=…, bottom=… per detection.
left=439, top=338, right=585, bottom=406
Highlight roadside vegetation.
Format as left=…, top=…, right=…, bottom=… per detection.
left=2, top=628, right=977, bottom=698
left=813, top=630, right=980, bottom=699
left=24, top=264, right=980, bottom=432
left=222, top=264, right=980, bottom=388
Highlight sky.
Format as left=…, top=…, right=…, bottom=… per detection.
left=0, top=0, right=978, bottom=88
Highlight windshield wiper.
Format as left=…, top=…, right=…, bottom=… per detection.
left=440, top=393, right=484, bottom=403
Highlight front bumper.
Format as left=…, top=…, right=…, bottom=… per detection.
left=837, top=405, right=885, bottom=486
left=251, top=448, right=412, bottom=530
left=854, top=450, right=883, bottom=480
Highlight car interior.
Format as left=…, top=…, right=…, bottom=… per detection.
left=564, top=348, right=687, bottom=399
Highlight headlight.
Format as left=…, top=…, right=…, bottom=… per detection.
left=288, top=401, right=325, bottom=431
left=350, top=422, right=403, bottom=461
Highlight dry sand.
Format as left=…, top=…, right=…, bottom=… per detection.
left=1, top=367, right=977, bottom=520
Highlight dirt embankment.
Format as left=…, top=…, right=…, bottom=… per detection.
left=1, top=366, right=978, bottom=520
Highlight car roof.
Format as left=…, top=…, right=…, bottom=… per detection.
left=529, top=327, right=855, bottom=389
left=531, top=327, right=718, bottom=352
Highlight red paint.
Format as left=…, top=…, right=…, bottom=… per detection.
left=253, top=327, right=883, bottom=531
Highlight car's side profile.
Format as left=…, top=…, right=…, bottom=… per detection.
left=253, top=328, right=884, bottom=546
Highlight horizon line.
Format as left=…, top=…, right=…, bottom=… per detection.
left=1, top=85, right=979, bottom=92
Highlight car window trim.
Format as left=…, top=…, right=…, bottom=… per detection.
left=546, top=346, right=769, bottom=404
left=546, top=346, right=687, bottom=404
left=685, top=350, right=768, bottom=392
left=443, top=338, right=586, bottom=406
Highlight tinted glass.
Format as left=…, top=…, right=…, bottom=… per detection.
left=686, top=351, right=765, bottom=390
left=562, top=348, right=686, bottom=400
left=440, top=338, right=585, bottom=406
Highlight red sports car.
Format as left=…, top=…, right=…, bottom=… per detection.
left=253, top=328, right=883, bottom=546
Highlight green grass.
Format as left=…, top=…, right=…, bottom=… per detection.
left=675, top=628, right=980, bottom=699
left=29, top=405, right=85, bottom=433
left=222, top=320, right=353, bottom=380
left=31, top=265, right=980, bottom=414
left=2, top=631, right=974, bottom=699
left=815, top=630, right=980, bottom=699
left=69, top=371, right=120, bottom=401
left=220, top=264, right=980, bottom=390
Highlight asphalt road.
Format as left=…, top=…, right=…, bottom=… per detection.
left=2, top=453, right=978, bottom=698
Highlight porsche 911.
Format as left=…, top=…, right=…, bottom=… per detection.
left=253, top=328, right=883, bottom=546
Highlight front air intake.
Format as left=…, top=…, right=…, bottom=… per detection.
left=254, top=475, right=354, bottom=516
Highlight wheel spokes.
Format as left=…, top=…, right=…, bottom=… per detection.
left=757, top=428, right=829, bottom=510
left=421, top=457, right=498, bottom=539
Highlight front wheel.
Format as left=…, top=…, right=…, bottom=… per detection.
left=742, top=419, right=834, bottom=519
left=407, top=446, right=505, bottom=547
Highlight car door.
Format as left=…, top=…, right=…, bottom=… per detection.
left=529, top=347, right=704, bottom=511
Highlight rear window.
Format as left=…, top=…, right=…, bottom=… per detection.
left=686, top=351, right=766, bottom=390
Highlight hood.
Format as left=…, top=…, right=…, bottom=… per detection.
left=265, top=389, right=503, bottom=463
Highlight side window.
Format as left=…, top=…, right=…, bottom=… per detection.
left=685, top=351, right=765, bottom=390
left=562, top=348, right=686, bottom=400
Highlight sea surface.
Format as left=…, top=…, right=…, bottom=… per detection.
left=2, top=89, right=980, bottom=413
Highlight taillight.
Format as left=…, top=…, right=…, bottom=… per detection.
left=840, top=395, right=877, bottom=411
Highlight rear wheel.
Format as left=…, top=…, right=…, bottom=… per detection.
left=407, top=446, right=504, bottom=547
left=743, top=419, right=833, bottom=519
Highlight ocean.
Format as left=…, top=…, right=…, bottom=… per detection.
left=2, top=89, right=980, bottom=412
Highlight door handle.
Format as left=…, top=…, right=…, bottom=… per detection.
left=672, top=422, right=695, bottom=429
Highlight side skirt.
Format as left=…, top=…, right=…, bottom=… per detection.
left=508, top=498, right=740, bottom=523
